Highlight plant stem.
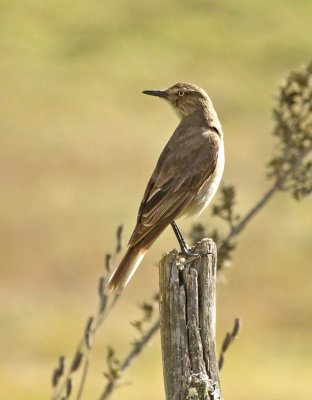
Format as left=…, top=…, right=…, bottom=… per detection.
left=99, top=319, right=160, bottom=400
left=221, top=181, right=280, bottom=245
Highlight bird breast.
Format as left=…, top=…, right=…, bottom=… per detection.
left=182, top=139, right=225, bottom=219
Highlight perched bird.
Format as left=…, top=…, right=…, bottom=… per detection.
left=109, top=83, right=224, bottom=291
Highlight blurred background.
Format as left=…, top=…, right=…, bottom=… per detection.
left=1, top=0, right=312, bottom=399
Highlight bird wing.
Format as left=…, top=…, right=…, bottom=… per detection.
left=129, top=128, right=221, bottom=247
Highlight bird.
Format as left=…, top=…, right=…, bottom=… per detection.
left=109, top=83, right=224, bottom=292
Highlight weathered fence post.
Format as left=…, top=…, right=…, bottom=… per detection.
left=159, top=238, right=222, bottom=400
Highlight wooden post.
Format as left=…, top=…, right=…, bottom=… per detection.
left=159, top=238, right=222, bottom=400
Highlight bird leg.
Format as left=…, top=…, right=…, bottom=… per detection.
left=171, top=221, right=196, bottom=256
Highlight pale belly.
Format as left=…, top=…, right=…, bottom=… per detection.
left=181, top=141, right=225, bottom=219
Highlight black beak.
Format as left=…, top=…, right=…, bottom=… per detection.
left=142, top=89, right=168, bottom=99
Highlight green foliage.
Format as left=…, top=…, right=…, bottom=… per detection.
left=103, top=346, right=121, bottom=382
left=101, top=293, right=160, bottom=399
left=212, top=185, right=240, bottom=229
left=131, top=294, right=159, bottom=341
left=269, top=62, right=312, bottom=199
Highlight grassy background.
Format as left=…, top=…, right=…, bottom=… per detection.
left=1, top=0, right=312, bottom=399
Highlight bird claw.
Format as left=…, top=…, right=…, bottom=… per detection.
left=176, top=249, right=213, bottom=268
left=181, top=247, right=200, bottom=257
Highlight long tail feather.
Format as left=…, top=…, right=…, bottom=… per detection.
left=108, top=245, right=146, bottom=292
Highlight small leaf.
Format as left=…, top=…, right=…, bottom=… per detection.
left=85, top=317, right=94, bottom=349
left=66, top=378, right=73, bottom=398
left=71, top=351, right=84, bottom=372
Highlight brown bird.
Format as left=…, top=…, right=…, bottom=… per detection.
left=109, top=83, right=224, bottom=291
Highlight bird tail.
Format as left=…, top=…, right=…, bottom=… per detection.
left=108, top=245, right=146, bottom=292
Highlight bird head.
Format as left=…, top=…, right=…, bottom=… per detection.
left=143, top=83, right=213, bottom=120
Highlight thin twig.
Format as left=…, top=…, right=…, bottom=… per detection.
left=220, top=140, right=312, bottom=254
left=218, top=318, right=241, bottom=370
left=52, top=338, right=84, bottom=400
left=51, top=226, right=124, bottom=400
left=220, top=181, right=279, bottom=246
left=99, top=319, right=160, bottom=400
left=77, top=359, right=89, bottom=400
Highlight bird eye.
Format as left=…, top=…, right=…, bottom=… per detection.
left=178, top=91, right=185, bottom=97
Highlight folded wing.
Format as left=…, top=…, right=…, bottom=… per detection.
left=129, top=128, right=220, bottom=247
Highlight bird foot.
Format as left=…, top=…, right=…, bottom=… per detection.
left=180, top=245, right=199, bottom=257
left=180, top=245, right=213, bottom=258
